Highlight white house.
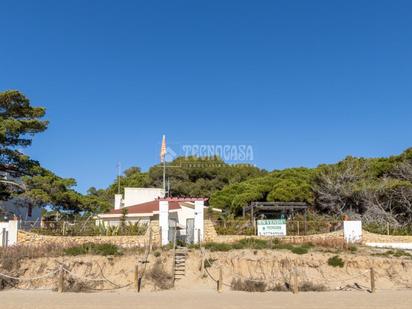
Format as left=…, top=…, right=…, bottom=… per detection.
left=96, top=187, right=219, bottom=244
left=0, top=197, right=42, bottom=224
left=114, top=187, right=165, bottom=209
left=0, top=172, right=42, bottom=226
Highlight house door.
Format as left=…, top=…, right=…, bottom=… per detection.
left=168, top=219, right=177, bottom=243
left=186, top=218, right=194, bottom=244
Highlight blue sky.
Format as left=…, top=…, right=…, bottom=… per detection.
left=1, top=1, right=411, bottom=193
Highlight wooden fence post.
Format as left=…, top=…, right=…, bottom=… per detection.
left=200, top=248, right=205, bottom=277
left=386, top=223, right=390, bottom=236
left=134, top=264, right=139, bottom=291
left=172, top=229, right=177, bottom=286
left=58, top=265, right=64, bottom=293
left=292, top=269, right=299, bottom=294
left=217, top=266, right=223, bottom=292
left=159, top=227, right=162, bottom=247
left=370, top=268, right=376, bottom=293
left=137, top=275, right=142, bottom=293
left=148, top=227, right=153, bottom=252
left=297, top=221, right=300, bottom=236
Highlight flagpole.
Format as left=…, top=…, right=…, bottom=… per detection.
left=160, top=134, right=167, bottom=195
left=163, top=159, right=166, bottom=193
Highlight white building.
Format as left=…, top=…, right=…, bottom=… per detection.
left=96, top=187, right=219, bottom=244
left=0, top=197, right=42, bottom=224
left=114, top=187, right=165, bottom=209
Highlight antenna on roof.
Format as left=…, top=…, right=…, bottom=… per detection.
left=117, top=162, right=121, bottom=194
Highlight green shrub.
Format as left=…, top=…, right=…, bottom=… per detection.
left=204, top=242, right=232, bottom=252
left=374, top=249, right=412, bottom=258
left=327, top=255, right=344, bottom=268
left=234, top=238, right=268, bottom=249
left=300, top=242, right=314, bottom=249
left=153, top=251, right=161, bottom=257
left=64, top=243, right=121, bottom=256
left=290, top=246, right=308, bottom=255
left=391, top=250, right=412, bottom=257
left=364, top=223, right=412, bottom=236
left=31, top=221, right=148, bottom=237
left=273, top=243, right=294, bottom=251
left=204, top=258, right=217, bottom=268
left=202, top=239, right=312, bottom=254
left=348, top=245, right=358, bottom=253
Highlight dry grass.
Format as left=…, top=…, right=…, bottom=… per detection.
left=63, top=277, right=97, bottom=293
left=146, top=260, right=174, bottom=290
left=0, top=243, right=67, bottom=271
left=231, top=278, right=267, bottom=292
left=299, top=281, right=328, bottom=292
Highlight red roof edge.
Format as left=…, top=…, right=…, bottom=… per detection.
left=158, top=197, right=208, bottom=202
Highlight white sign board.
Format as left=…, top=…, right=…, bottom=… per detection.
left=257, top=219, right=286, bottom=236
left=344, top=221, right=362, bottom=243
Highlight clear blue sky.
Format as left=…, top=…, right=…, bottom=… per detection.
left=1, top=1, right=411, bottom=193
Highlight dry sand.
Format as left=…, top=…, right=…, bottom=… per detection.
left=1, top=289, right=412, bottom=309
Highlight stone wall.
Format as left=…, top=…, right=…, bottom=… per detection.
left=17, top=221, right=160, bottom=248
left=17, top=230, right=148, bottom=248
left=204, top=219, right=218, bottom=242
left=212, top=230, right=344, bottom=244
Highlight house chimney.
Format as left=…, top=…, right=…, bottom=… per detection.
left=114, top=194, right=123, bottom=210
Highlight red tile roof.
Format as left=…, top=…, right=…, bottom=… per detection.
left=108, top=200, right=182, bottom=215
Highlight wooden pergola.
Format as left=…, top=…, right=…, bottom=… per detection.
left=242, top=201, right=309, bottom=234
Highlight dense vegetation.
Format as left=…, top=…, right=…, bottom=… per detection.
left=211, top=149, right=412, bottom=226
left=88, top=156, right=266, bottom=206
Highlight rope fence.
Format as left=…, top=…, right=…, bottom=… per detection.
left=0, top=266, right=134, bottom=292
left=0, top=243, right=411, bottom=293
left=201, top=251, right=412, bottom=293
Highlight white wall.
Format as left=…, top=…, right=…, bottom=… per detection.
left=159, top=201, right=169, bottom=246
left=194, top=200, right=204, bottom=243
left=123, top=188, right=165, bottom=207
left=114, top=194, right=123, bottom=210
left=0, top=220, right=18, bottom=247
left=176, top=205, right=195, bottom=236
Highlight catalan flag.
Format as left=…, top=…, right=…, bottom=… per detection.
left=160, top=135, right=166, bottom=162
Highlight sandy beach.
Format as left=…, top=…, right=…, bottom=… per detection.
left=1, top=289, right=412, bottom=309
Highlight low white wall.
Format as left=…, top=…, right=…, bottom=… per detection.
left=366, top=242, right=412, bottom=250
left=0, top=220, right=18, bottom=246
left=159, top=201, right=169, bottom=246
left=194, top=201, right=204, bottom=243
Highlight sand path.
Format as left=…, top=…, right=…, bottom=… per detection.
left=1, top=289, right=411, bottom=309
